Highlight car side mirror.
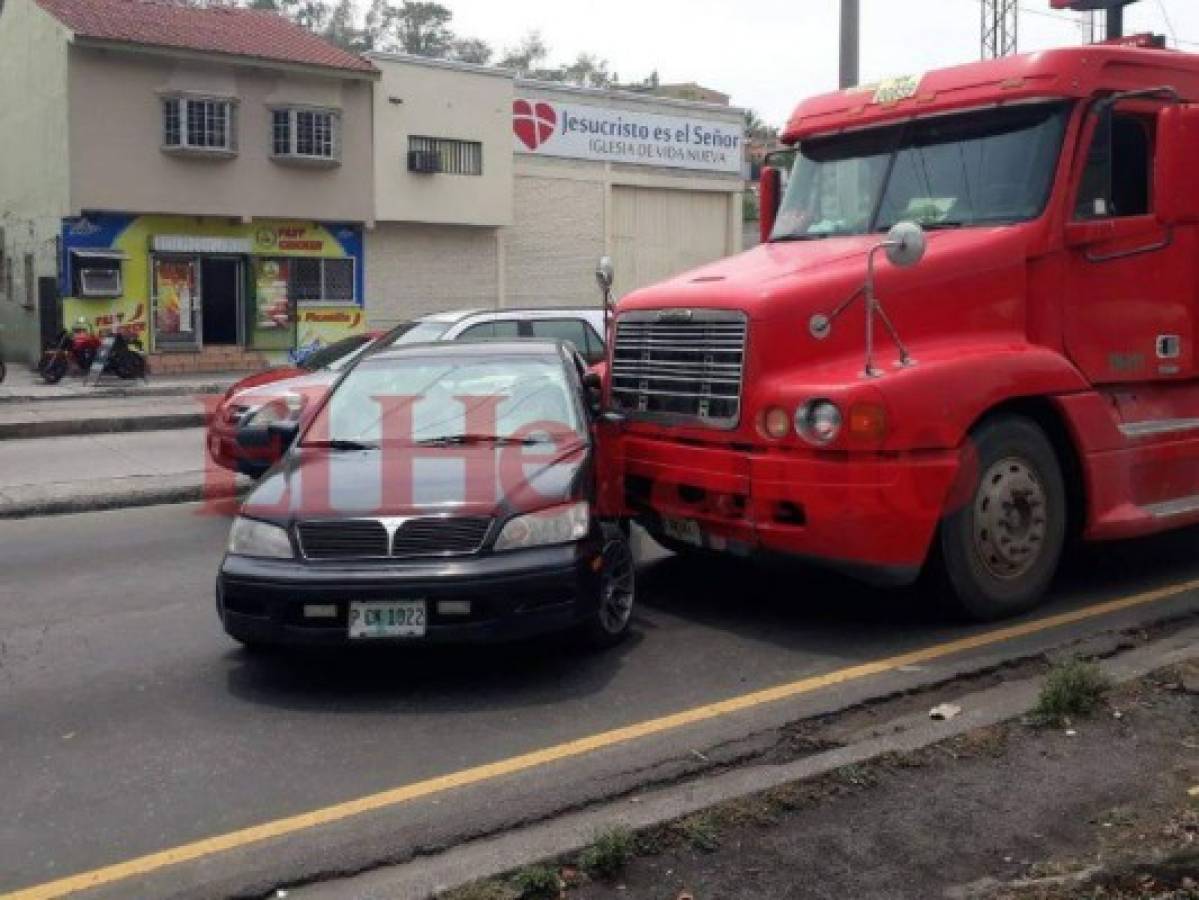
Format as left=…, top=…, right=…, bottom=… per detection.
left=759, top=166, right=782, bottom=243
left=1155, top=104, right=1199, bottom=226
left=268, top=419, right=300, bottom=448
left=582, top=370, right=603, bottom=415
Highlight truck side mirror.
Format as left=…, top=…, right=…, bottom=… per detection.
left=759, top=166, right=782, bottom=243
left=1155, top=104, right=1199, bottom=226
left=582, top=370, right=603, bottom=415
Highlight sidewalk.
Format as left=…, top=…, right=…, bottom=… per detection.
left=0, top=427, right=249, bottom=518
left=0, top=365, right=239, bottom=403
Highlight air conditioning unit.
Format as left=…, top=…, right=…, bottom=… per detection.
left=407, top=150, right=442, bottom=174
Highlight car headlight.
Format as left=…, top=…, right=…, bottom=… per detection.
left=794, top=399, right=843, bottom=445
left=227, top=516, right=294, bottom=558
left=494, top=501, right=590, bottom=552
left=243, top=396, right=302, bottom=429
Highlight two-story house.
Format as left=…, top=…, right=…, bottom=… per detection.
left=0, top=0, right=376, bottom=369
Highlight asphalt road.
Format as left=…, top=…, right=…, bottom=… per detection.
left=2, top=504, right=1198, bottom=899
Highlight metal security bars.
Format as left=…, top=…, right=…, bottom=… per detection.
left=272, top=107, right=340, bottom=161
left=408, top=136, right=483, bottom=176
left=162, top=97, right=236, bottom=152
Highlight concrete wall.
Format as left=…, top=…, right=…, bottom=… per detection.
left=0, top=0, right=71, bottom=364
left=67, top=46, right=374, bottom=223
left=365, top=222, right=499, bottom=326
left=370, top=54, right=512, bottom=228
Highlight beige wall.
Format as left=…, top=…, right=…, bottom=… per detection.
left=67, top=46, right=374, bottom=223
left=0, top=0, right=71, bottom=363
left=370, top=55, right=512, bottom=228
left=507, top=165, right=607, bottom=307
left=365, top=222, right=499, bottom=326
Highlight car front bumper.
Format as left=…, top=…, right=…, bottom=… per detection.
left=216, top=538, right=605, bottom=645
left=622, top=434, right=962, bottom=585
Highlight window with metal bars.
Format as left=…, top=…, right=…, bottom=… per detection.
left=162, top=97, right=236, bottom=152
left=262, top=257, right=355, bottom=303
left=408, top=136, right=483, bottom=175
left=271, top=107, right=340, bottom=161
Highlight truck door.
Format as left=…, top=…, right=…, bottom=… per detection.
left=1063, top=102, right=1195, bottom=385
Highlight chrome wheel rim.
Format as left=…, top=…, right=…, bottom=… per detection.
left=598, top=535, right=635, bottom=634
left=973, top=456, right=1048, bottom=580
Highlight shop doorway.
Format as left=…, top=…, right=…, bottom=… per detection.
left=201, top=258, right=242, bottom=346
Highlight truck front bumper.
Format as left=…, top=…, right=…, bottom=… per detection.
left=622, top=435, right=962, bottom=585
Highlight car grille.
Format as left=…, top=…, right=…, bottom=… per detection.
left=391, top=516, right=492, bottom=558
left=296, top=517, right=492, bottom=560
left=610, top=309, right=748, bottom=428
left=297, top=520, right=389, bottom=559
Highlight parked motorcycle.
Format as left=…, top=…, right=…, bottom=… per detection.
left=39, top=319, right=102, bottom=384
left=39, top=323, right=145, bottom=383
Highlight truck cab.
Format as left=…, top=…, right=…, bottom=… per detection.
left=604, top=44, right=1199, bottom=620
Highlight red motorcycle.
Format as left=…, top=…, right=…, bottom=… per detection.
left=39, top=319, right=103, bottom=384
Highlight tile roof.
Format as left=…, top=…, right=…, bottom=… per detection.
left=35, top=0, right=376, bottom=74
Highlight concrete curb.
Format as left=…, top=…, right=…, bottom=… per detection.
left=293, top=625, right=1199, bottom=900
left=0, top=472, right=251, bottom=519
left=0, top=381, right=231, bottom=405
left=0, top=411, right=207, bottom=440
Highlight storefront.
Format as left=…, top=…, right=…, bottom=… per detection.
left=59, top=214, right=366, bottom=364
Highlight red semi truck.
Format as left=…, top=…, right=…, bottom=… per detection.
left=602, top=43, right=1199, bottom=620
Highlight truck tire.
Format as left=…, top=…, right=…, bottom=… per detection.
left=933, top=415, right=1066, bottom=621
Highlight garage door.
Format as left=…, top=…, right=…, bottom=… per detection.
left=611, top=186, right=732, bottom=299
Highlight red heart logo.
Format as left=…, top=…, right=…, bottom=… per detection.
left=513, top=99, right=557, bottom=151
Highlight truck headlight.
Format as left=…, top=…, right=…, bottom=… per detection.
left=494, top=501, right=590, bottom=551
left=795, top=400, right=843, bottom=445
left=227, top=516, right=294, bottom=559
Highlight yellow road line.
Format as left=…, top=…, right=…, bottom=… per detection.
left=7, top=578, right=1199, bottom=900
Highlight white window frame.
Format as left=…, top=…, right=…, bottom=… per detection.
left=162, top=95, right=238, bottom=154
left=270, top=106, right=341, bottom=163
left=79, top=267, right=123, bottom=298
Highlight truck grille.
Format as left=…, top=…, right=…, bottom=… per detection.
left=610, top=310, right=748, bottom=428
left=296, top=517, right=492, bottom=560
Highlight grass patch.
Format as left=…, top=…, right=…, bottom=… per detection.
left=439, top=880, right=519, bottom=900
left=1031, top=659, right=1111, bottom=726
left=578, top=826, right=635, bottom=880
left=674, top=814, right=721, bottom=853
left=509, top=864, right=561, bottom=899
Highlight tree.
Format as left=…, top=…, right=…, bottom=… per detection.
left=744, top=108, right=779, bottom=141
left=449, top=37, right=493, bottom=65
left=388, top=1, right=453, bottom=57
left=497, top=30, right=548, bottom=75
left=556, top=54, right=614, bottom=88
left=362, top=0, right=389, bottom=50
left=324, top=0, right=366, bottom=52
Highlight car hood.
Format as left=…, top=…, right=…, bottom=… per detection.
left=230, top=370, right=340, bottom=407
left=241, top=438, right=591, bottom=524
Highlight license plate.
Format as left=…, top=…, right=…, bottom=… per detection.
left=662, top=517, right=703, bottom=547
left=348, top=600, right=427, bottom=639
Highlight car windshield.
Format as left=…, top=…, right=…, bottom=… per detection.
left=382, top=320, right=451, bottom=347
left=299, top=334, right=374, bottom=372
left=770, top=102, right=1070, bottom=240
left=302, top=353, right=584, bottom=447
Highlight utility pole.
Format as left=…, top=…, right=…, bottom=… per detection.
left=981, top=0, right=1019, bottom=59
left=839, top=0, right=859, bottom=89
left=1049, top=1, right=1140, bottom=43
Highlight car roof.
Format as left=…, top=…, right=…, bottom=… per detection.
left=369, top=339, right=569, bottom=362
left=414, top=307, right=605, bottom=325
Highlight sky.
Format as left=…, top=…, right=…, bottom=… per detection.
left=440, top=0, right=1199, bottom=126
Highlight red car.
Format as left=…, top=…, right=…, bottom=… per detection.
left=208, top=331, right=385, bottom=477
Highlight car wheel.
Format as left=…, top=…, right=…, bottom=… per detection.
left=580, top=523, right=636, bottom=649
left=933, top=415, right=1066, bottom=621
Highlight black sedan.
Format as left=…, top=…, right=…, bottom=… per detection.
left=216, top=340, right=634, bottom=649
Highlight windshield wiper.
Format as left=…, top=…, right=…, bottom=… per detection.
left=770, top=232, right=837, bottom=242
left=414, top=434, right=548, bottom=447
left=303, top=439, right=378, bottom=451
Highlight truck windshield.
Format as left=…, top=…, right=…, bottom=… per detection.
left=770, top=102, right=1070, bottom=241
